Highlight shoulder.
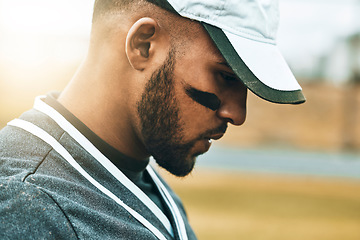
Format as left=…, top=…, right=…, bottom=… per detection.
left=0, top=109, right=65, bottom=180
left=0, top=180, right=78, bottom=239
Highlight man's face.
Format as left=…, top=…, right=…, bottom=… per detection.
left=137, top=28, right=247, bottom=177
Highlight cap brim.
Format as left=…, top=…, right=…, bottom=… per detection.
left=202, top=23, right=306, bottom=104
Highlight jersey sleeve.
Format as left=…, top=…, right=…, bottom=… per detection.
left=0, top=180, right=78, bottom=239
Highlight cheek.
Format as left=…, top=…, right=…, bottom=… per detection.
left=174, top=84, right=214, bottom=139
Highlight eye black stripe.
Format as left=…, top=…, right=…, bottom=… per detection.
left=185, top=86, right=221, bottom=111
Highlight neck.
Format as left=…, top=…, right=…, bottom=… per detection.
left=58, top=55, right=150, bottom=161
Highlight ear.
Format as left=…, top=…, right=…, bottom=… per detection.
left=125, top=17, right=168, bottom=71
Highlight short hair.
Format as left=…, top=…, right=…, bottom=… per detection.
left=92, top=0, right=168, bottom=24
left=90, top=0, right=201, bottom=57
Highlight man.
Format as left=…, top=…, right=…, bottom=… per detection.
left=0, top=0, right=305, bottom=239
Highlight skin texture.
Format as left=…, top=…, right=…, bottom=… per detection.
left=58, top=2, right=248, bottom=176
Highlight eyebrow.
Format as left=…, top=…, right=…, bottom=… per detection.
left=216, top=60, right=231, bottom=68
left=216, top=60, right=236, bottom=74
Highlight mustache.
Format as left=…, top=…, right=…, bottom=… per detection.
left=198, top=123, right=228, bottom=140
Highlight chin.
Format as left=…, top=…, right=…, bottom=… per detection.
left=170, top=145, right=208, bottom=177
left=151, top=139, right=209, bottom=177
left=173, top=158, right=197, bottom=177
left=155, top=153, right=197, bottom=177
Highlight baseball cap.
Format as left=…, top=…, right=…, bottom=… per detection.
left=151, top=0, right=306, bottom=104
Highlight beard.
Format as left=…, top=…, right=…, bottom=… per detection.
left=137, top=50, right=227, bottom=177
left=137, top=50, right=195, bottom=177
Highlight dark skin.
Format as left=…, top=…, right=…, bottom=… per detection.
left=58, top=6, right=248, bottom=176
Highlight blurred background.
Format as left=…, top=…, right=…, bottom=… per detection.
left=1, top=0, right=360, bottom=239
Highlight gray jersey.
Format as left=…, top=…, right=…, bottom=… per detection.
left=0, top=95, right=196, bottom=240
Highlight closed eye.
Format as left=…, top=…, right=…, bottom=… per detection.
left=220, top=72, right=238, bottom=84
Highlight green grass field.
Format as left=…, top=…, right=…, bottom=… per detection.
left=161, top=170, right=360, bottom=240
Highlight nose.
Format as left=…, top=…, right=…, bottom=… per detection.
left=216, top=87, right=247, bottom=126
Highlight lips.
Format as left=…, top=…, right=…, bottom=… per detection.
left=204, top=133, right=224, bottom=143
left=209, top=133, right=224, bottom=141
left=200, top=123, right=227, bottom=144
left=197, top=133, right=224, bottom=155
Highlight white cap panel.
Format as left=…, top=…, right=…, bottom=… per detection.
left=167, top=0, right=279, bottom=43
left=224, top=29, right=301, bottom=91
